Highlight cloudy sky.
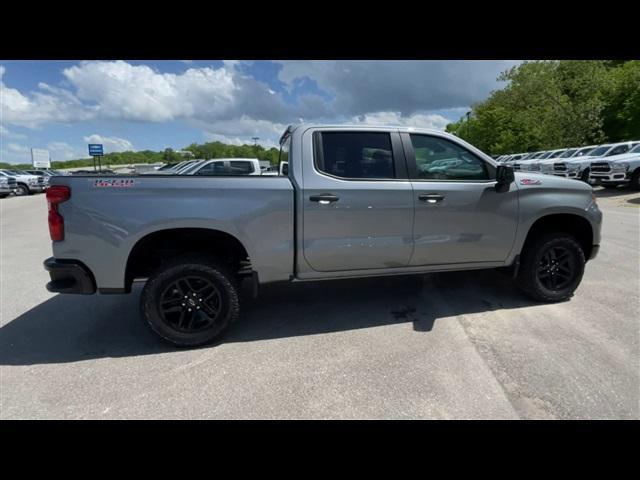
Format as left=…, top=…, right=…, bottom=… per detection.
left=0, top=60, right=518, bottom=164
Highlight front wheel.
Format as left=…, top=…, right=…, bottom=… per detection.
left=141, top=255, right=240, bottom=347
left=517, top=233, right=585, bottom=302
left=630, top=169, right=640, bottom=191
left=15, top=184, right=29, bottom=196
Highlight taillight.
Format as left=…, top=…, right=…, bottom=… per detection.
left=46, top=186, right=70, bottom=241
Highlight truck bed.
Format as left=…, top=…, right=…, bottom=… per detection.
left=50, top=175, right=295, bottom=291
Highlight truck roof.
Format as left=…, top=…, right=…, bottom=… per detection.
left=281, top=123, right=455, bottom=144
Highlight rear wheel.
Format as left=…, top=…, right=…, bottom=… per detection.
left=141, top=255, right=240, bottom=347
left=517, top=233, right=585, bottom=302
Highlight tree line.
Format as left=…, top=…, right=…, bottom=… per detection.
left=445, top=60, right=640, bottom=155
left=0, top=142, right=281, bottom=171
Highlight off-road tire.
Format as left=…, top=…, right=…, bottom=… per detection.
left=517, top=233, right=585, bottom=303
left=141, top=255, right=240, bottom=347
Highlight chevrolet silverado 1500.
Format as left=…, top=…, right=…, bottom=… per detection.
left=44, top=124, right=602, bottom=347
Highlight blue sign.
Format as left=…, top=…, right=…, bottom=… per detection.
left=88, top=144, right=104, bottom=156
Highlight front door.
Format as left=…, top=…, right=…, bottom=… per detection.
left=302, top=130, right=414, bottom=272
left=402, top=133, right=518, bottom=266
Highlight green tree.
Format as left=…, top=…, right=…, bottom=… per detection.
left=447, top=60, right=636, bottom=155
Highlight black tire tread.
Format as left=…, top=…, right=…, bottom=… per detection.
left=517, top=233, right=585, bottom=303
left=140, top=253, right=240, bottom=347
left=630, top=169, right=640, bottom=191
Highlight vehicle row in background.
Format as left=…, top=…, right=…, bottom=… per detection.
left=0, top=169, right=49, bottom=196
left=139, top=158, right=286, bottom=176
left=496, top=141, right=640, bottom=189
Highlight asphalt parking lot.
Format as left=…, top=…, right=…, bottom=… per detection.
left=1, top=188, right=638, bottom=419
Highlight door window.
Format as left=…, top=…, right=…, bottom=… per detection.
left=409, top=134, right=489, bottom=180
left=315, top=132, right=395, bottom=179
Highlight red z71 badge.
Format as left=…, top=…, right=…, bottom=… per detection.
left=520, top=178, right=541, bottom=185
left=94, top=179, right=135, bottom=188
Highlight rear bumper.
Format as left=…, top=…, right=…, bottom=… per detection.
left=44, top=257, right=96, bottom=294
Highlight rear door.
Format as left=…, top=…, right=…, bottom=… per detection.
left=403, top=132, right=518, bottom=266
left=301, top=129, right=415, bottom=272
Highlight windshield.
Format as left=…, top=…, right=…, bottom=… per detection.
left=575, top=147, right=595, bottom=157
left=548, top=150, right=566, bottom=158
left=629, top=144, right=640, bottom=154
left=559, top=149, right=578, bottom=158
left=589, top=145, right=612, bottom=157
left=538, top=151, right=555, bottom=159
left=181, top=161, right=206, bottom=174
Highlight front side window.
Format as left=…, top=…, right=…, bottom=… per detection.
left=409, top=134, right=489, bottom=181
left=316, top=132, right=395, bottom=179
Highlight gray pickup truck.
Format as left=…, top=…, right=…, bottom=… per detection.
left=44, top=124, right=602, bottom=347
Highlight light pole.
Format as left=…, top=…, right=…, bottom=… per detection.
left=465, top=111, right=471, bottom=138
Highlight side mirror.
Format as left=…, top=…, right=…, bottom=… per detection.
left=495, top=164, right=515, bottom=193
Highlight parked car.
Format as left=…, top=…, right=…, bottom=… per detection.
left=183, top=158, right=262, bottom=176
left=537, top=147, right=580, bottom=173
left=0, top=169, right=46, bottom=195
left=558, top=141, right=639, bottom=184
left=518, top=149, right=567, bottom=172
left=43, top=124, right=602, bottom=347
left=0, top=172, right=19, bottom=197
left=25, top=169, right=66, bottom=177
left=546, top=145, right=598, bottom=180
left=147, top=159, right=205, bottom=175
left=589, top=143, right=640, bottom=189
left=72, top=169, right=116, bottom=175
left=0, top=176, right=15, bottom=198
left=509, top=151, right=549, bottom=169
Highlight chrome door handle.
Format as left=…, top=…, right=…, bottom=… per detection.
left=310, top=194, right=339, bottom=204
left=418, top=193, right=444, bottom=204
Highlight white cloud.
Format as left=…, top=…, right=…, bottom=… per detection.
left=277, top=60, right=520, bottom=116
left=201, top=116, right=287, bottom=148
left=83, top=134, right=134, bottom=152
left=0, top=72, right=95, bottom=128
left=7, top=142, right=28, bottom=153
left=1, top=60, right=517, bottom=154
left=63, top=61, right=238, bottom=123
left=46, top=142, right=90, bottom=160
left=1, top=125, right=27, bottom=139
left=350, top=111, right=451, bottom=131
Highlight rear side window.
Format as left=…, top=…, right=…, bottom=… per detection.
left=409, top=134, right=489, bottom=180
left=315, top=132, right=395, bottom=179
